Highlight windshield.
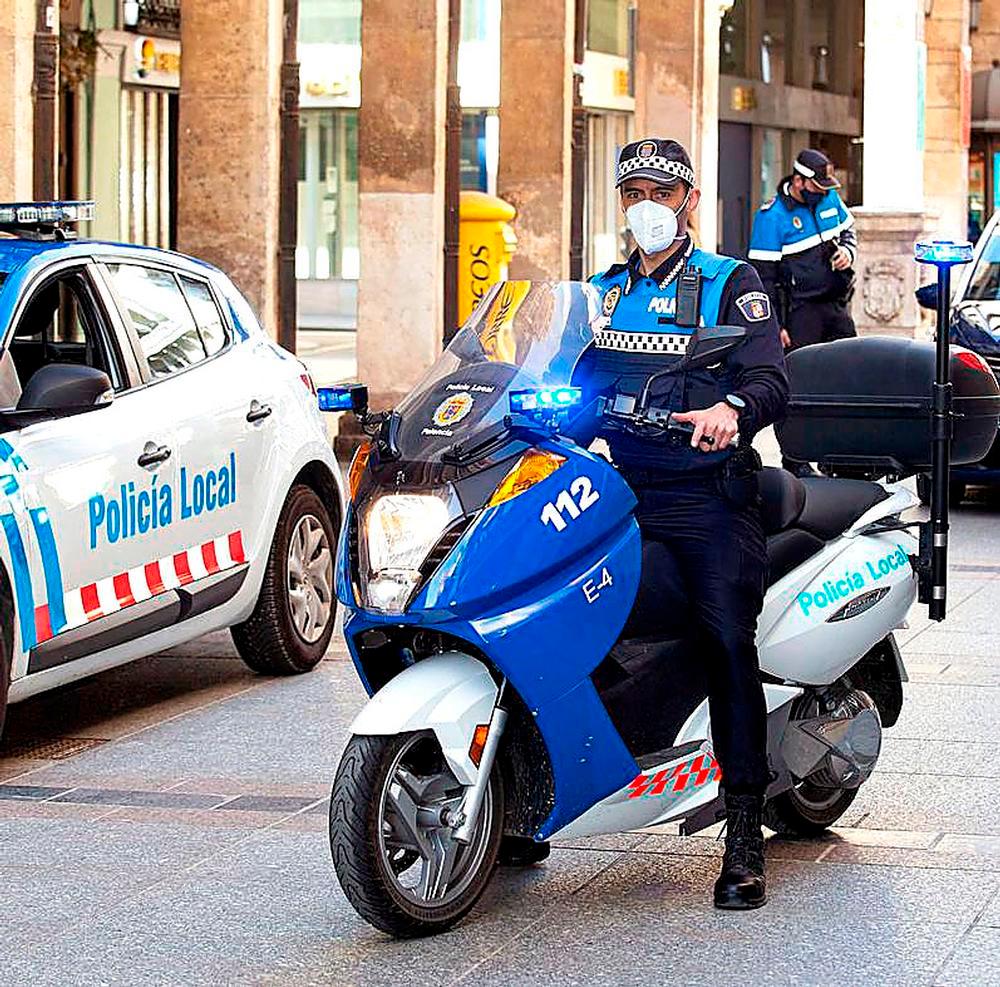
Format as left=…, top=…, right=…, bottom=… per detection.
left=965, top=230, right=1000, bottom=302
left=395, top=281, right=602, bottom=462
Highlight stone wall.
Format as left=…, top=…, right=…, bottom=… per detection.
left=0, top=0, right=36, bottom=200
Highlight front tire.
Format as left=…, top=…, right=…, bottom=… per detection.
left=232, top=484, right=337, bottom=675
left=330, top=732, right=503, bottom=938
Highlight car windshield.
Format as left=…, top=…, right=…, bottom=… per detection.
left=965, top=230, right=1000, bottom=301
left=394, top=281, right=602, bottom=463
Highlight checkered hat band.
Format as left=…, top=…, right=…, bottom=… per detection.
left=617, top=156, right=695, bottom=186
left=594, top=328, right=691, bottom=354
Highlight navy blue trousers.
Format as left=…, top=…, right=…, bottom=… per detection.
left=635, top=477, right=771, bottom=794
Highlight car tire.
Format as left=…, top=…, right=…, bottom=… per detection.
left=232, top=484, right=338, bottom=675
left=916, top=472, right=931, bottom=506
left=0, top=621, right=9, bottom=740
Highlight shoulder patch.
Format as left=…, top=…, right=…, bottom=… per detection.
left=602, top=284, right=621, bottom=317
left=735, top=291, right=772, bottom=323
left=791, top=215, right=804, bottom=231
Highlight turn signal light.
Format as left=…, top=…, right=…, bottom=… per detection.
left=469, top=724, right=490, bottom=767
left=348, top=442, right=371, bottom=501
left=487, top=448, right=566, bottom=508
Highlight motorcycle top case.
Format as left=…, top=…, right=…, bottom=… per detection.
left=776, top=336, right=1000, bottom=470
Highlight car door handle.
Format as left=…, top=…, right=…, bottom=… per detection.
left=246, top=401, right=273, bottom=424
left=138, top=443, right=172, bottom=468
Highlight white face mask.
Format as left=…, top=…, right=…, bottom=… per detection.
left=625, top=194, right=689, bottom=255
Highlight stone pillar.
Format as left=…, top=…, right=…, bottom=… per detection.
left=355, top=0, right=447, bottom=409
left=853, top=1, right=925, bottom=338
left=634, top=0, right=720, bottom=251
left=924, top=0, right=971, bottom=240
left=177, top=0, right=283, bottom=335
left=498, top=0, right=573, bottom=279
left=0, top=0, right=36, bottom=200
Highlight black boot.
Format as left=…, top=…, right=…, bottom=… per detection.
left=714, top=793, right=766, bottom=910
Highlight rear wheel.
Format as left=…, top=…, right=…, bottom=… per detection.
left=329, top=732, right=503, bottom=938
left=0, top=618, right=9, bottom=740
left=764, top=781, right=858, bottom=837
left=232, top=484, right=337, bottom=675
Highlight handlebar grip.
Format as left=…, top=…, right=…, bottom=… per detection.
left=664, top=415, right=740, bottom=449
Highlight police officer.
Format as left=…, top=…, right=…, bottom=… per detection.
left=748, top=148, right=857, bottom=352
left=589, top=138, right=788, bottom=910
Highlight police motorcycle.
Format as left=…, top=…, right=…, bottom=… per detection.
left=322, top=250, right=1000, bottom=938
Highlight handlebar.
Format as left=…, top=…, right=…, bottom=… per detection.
left=600, top=399, right=740, bottom=449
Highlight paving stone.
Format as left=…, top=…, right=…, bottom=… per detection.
left=933, top=927, right=1000, bottom=987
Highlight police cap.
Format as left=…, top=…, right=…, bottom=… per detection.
left=615, top=138, right=695, bottom=189
left=792, top=148, right=841, bottom=189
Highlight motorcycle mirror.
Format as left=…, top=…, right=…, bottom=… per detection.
left=677, top=325, right=748, bottom=372
left=915, top=282, right=939, bottom=312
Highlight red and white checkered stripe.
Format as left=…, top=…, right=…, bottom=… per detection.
left=627, top=751, right=722, bottom=800
left=36, top=531, right=247, bottom=643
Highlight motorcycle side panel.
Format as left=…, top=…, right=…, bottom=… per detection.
left=349, top=651, right=498, bottom=786
left=758, top=530, right=918, bottom=685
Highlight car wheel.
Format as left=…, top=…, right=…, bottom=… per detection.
left=916, top=472, right=931, bottom=506
left=0, top=621, right=9, bottom=740
left=232, top=484, right=338, bottom=675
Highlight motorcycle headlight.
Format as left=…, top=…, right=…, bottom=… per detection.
left=362, top=494, right=452, bottom=613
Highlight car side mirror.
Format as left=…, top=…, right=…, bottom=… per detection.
left=17, top=364, right=113, bottom=416
left=915, top=282, right=939, bottom=311
left=678, top=325, right=748, bottom=371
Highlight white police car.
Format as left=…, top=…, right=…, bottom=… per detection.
left=0, top=202, right=343, bottom=735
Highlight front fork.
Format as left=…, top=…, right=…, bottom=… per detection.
left=453, top=684, right=508, bottom=844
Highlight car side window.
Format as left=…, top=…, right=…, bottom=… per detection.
left=179, top=275, right=228, bottom=357
left=4, top=268, right=126, bottom=405
left=106, top=263, right=209, bottom=380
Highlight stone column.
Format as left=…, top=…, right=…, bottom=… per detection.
left=852, top=0, right=926, bottom=338
left=177, top=0, right=283, bottom=335
left=355, top=0, right=448, bottom=409
left=924, top=0, right=971, bottom=240
left=498, top=0, right=573, bottom=279
left=634, top=0, right=720, bottom=251
left=0, top=0, right=36, bottom=200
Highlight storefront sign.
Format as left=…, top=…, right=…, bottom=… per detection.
left=122, top=36, right=180, bottom=89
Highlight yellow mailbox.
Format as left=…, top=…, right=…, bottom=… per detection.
left=458, top=191, right=517, bottom=326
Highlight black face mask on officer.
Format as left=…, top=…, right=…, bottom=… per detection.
left=801, top=188, right=825, bottom=210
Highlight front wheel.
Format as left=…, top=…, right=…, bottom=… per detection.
left=232, top=484, right=337, bottom=675
left=329, top=732, right=503, bottom=938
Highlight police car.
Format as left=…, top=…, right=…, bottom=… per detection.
left=0, top=202, right=343, bottom=735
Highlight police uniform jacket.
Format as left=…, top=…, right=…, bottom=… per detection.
left=747, top=181, right=857, bottom=318
left=588, top=237, right=788, bottom=474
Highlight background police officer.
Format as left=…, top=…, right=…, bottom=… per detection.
left=748, top=147, right=857, bottom=352
left=589, top=138, right=788, bottom=910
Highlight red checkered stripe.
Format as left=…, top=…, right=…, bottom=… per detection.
left=627, top=751, right=722, bottom=800
left=33, top=531, right=247, bottom=644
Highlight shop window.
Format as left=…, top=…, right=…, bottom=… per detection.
left=461, top=112, right=488, bottom=192
left=720, top=0, right=748, bottom=77
left=297, top=109, right=360, bottom=282
left=299, top=0, right=361, bottom=45
left=588, top=0, right=629, bottom=57
left=462, top=0, right=490, bottom=42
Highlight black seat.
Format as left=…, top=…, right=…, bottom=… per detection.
left=796, top=477, right=890, bottom=541
left=758, top=467, right=806, bottom=535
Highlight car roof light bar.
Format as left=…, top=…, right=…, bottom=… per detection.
left=0, top=201, right=95, bottom=240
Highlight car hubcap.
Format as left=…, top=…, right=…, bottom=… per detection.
left=377, top=735, right=493, bottom=908
left=287, top=513, right=333, bottom=644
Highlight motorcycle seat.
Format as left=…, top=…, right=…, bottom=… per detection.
left=795, top=476, right=890, bottom=541
left=757, top=467, right=807, bottom=535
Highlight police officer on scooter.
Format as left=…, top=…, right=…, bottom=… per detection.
left=590, top=138, right=788, bottom=910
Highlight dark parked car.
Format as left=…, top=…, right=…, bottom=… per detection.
left=916, top=212, right=1000, bottom=503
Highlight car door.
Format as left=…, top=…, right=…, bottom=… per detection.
left=0, top=260, right=185, bottom=677
left=98, top=260, right=273, bottom=599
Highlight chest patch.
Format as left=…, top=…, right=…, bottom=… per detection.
left=602, top=284, right=621, bottom=317
left=735, top=291, right=772, bottom=323
left=792, top=215, right=804, bottom=231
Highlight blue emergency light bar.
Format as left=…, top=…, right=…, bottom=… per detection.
left=509, top=386, right=582, bottom=414
left=914, top=239, right=974, bottom=266
left=318, top=383, right=368, bottom=414
left=0, top=201, right=95, bottom=226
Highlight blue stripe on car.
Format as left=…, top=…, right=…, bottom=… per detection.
left=29, top=507, right=66, bottom=634
left=0, top=512, right=36, bottom=650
